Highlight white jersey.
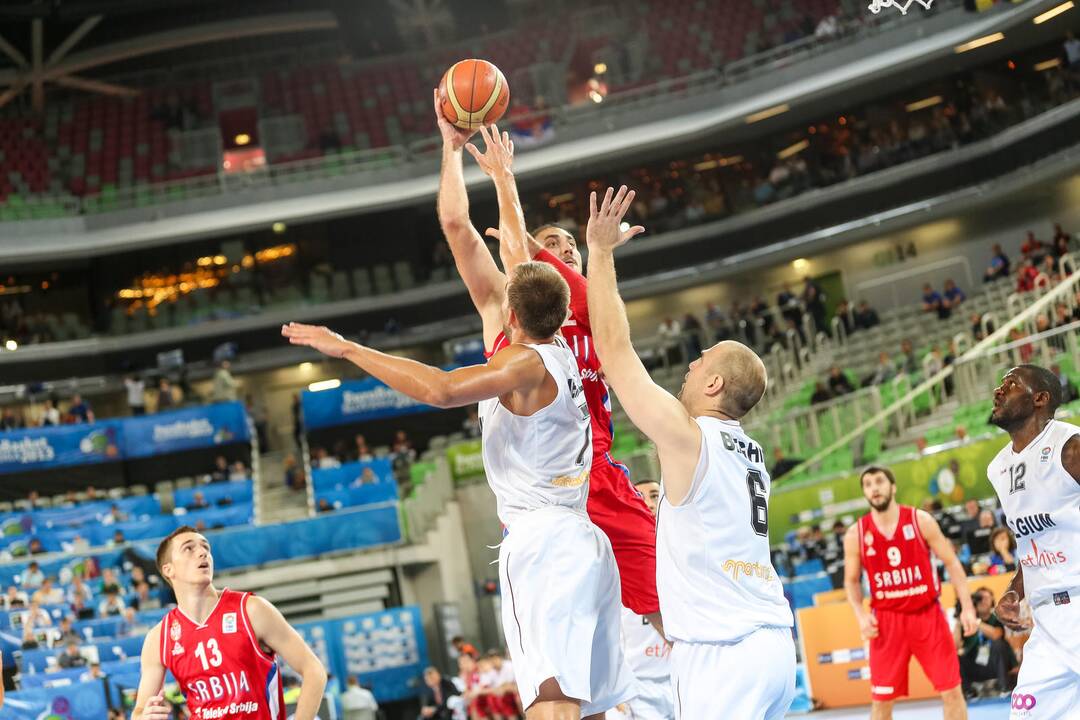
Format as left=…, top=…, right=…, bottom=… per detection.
left=987, top=419, right=1080, bottom=608
left=479, top=337, right=591, bottom=526
left=621, top=608, right=669, bottom=681
left=656, top=417, right=793, bottom=643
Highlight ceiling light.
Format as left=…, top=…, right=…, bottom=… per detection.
left=777, top=139, right=809, bottom=160
left=1035, top=58, right=1062, bottom=71
left=905, top=95, right=943, bottom=112
left=954, top=33, right=1004, bottom=54
left=745, top=104, right=789, bottom=124
left=1033, top=1, right=1073, bottom=24
left=4, top=340, right=16, bottom=351
left=234, top=133, right=251, bottom=146
left=272, top=222, right=287, bottom=234
left=308, top=379, right=341, bottom=392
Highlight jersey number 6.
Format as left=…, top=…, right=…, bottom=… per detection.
left=746, top=469, right=769, bottom=536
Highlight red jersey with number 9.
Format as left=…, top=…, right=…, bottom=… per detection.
left=857, top=505, right=941, bottom=613
left=160, top=588, right=285, bottom=720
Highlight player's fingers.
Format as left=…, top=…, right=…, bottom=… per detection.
left=484, top=227, right=500, bottom=239
left=625, top=225, right=646, bottom=240
left=464, top=143, right=482, bottom=162
left=508, top=139, right=514, bottom=156
left=610, top=184, right=628, bottom=214
left=589, top=190, right=598, bottom=217
left=618, top=189, right=636, bottom=217
left=601, top=186, right=615, bottom=213
left=479, top=124, right=493, bottom=148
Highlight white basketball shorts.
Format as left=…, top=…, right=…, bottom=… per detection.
left=625, top=674, right=674, bottom=719
left=498, top=506, right=636, bottom=716
left=669, top=626, right=795, bottom=720
left=1009, top=593, right=1080, bottom=719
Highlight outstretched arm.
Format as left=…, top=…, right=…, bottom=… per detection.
left=247, top=595, right=327, bottom=720
left=916, top=509, right=978, bottom=636
left=282, top=323, right=547, bottom=408
left=434, top=90, right=506, bottom=349
left=585, top=187, right=702, bottom=505
left=466, top=125, right=531, bottom=273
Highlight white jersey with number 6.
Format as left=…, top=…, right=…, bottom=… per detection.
left=656, top=417, right=793, bottom=644
left=479, top=337, right=592, bottom=526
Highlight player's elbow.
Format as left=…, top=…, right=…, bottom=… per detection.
left=302, top=660, right=328, bottom=690
left=439, top=213, right=470, bottom=236
left=423, top=381, right=456, bottom=409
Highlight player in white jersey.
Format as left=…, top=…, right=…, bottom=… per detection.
left=987, top=365, right=1080, bottom=719
left=283, top=173, right=633, bottom=720
left=584, top=186, right=795, bottom=720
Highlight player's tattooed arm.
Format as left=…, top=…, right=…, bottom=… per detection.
left=246, top=595, right=327, bottom=720
left=132, top=623, right=171, bottom=720
left=1061, top=434, right=1080, bottom=487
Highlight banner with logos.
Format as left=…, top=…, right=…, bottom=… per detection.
left=292, top=606, right=428, bottom=703
left=310, top=459, right=396, bottom=491
left=121, top=401, right=250, bottom=459
left=0, top=677, right=109, bottom=720
left=445, top=440, right=484, bottom=482
left=0, top=421, right=123, bottom=475
left=301, top=377, right=438, bottom=430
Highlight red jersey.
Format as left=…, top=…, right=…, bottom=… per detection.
left=857, top=505, right=940, bottom=613
left=160, top=588, right=285, bottom=720
left=489, top=249, right=613, bottom=457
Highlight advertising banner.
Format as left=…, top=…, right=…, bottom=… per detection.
left=0, top=422, right=122, bottom=474
left=121, top=401, right=250, bottom=459
left=301, top=378, right=437, bottom=430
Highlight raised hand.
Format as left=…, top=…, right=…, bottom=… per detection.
left=995, top=590, right=1030, bottom=632
left=465, top=124, right=514, bottom=179
left=281, top=322, right=354, bottom=359
left=434, top=87, right=477, bottom=151
left=585, top=185, right=645, bottom=252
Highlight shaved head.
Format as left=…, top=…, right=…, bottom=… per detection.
left=709, top=341, right=768, bottom=417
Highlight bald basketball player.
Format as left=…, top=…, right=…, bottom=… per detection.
left=585, top=186, right=796, bottom=720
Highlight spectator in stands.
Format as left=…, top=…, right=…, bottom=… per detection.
left=705, top=302, right=732, bottom=342
left=124, top=374, right=146, bottom=415
left=211, top=454, right=229, bottom=482
left=3, top=586, right=27, bottom=609
left=830, top=520, right=847, bottom=550
left=682, top=312, right=704, bottom=361
left=1066, top=31, right=1080, bottom=70
left=943, top=279, right=965, bottom=311
left=958, top=499, right=981, bottom=537
left=462, top=407, right=481, bottom=439
left=1021, top=230, right=1046, bottom=262
left=921, top=283, right=947, bottom=320
left=291, top=393, right=304, bottom=449
left=899, top=339, right=919, bottom=375
left=211, top=360, right=240, bottom=402
left=853, top=300, right=880, bottom=330
left=247, top=394, right=269, bottom=453
left=28, top=538, right=47, bottom=555
left=956, top=588, right=1016, bottom=696
left=55, top=615, right=80, bottom=645
left=810, top=381, right=832, bottom=405
left=770, top=448, right=803, bottom=480
left=1016, top=256, right=1040, bottom=293
left=453, top=636, right=479, bottom=659
left=1051, top=363, right=1078, bottom=403
left=392, top=430, right=416, bottom=463
left=317, top=498, right=334, bottom=513
left=1054, top=221, right=1073, bottom=247
left=420, top=666, right=461, bottom=720
left=0, top=408, right=22, bottom=430
left=67, top=576, right=92, bottom=606
left=188, top=491, right=211, bottom=511
left=110, top=530, right=126, bottom=547
left=100, top=567, right=123, bottom=595
left=355, top=467, right=378, bottom=486
left=988, top=527, right=1017, bottom=573
left=870, top=351, right=898, bottom=386
left=156, top=377, right=175, bottom=411
left=828, top=366, right=855, bottom=396
left=121, top=606, right=150, bottom=635
left=58, top=641, right=87, bottom=668
left=98, top=588, right=126, bottom=617
left=1009, top=327, right=1035, bottom=363
left=82, top=663, right=106, bottom=684
left=657, top=316, right=683, bottom=362
left=41, top=397, right=60, bottom=426
left=22, top=561, right=45, bottom=589
left=27, top=489, right=43, bottom=509
left=984, top=244, right=1011, bottom=282
left=313, top=446, right=341, bottom=469
left=132, top=581, right=162, bottom=611
left=32, top=578, right=63, bottom=605
left=342, top=676, right=379, bottom=719
left=21, top=600, right=51, bottom=628
left=21, top=626, right=39, bottom=649
left=833, top=299, right=854, bottom=337
left=229, top=460, right=248, bottom=481
left=284, top=455, right=305, bottom=492
left=102, top=504, right=127, bottom=525
left=970, top=312, right=988, bottom=341
left=85, top=485, right=101, bottom=502
left=353, top=434, right=374, bottom=461
left=68, top=393, right=94, bottom=424
left=130, top=565, right=157, bottom=590
left=66, top=534, right=90, bottom=554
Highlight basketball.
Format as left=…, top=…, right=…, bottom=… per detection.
left=438, top=58, right=510, bottom=130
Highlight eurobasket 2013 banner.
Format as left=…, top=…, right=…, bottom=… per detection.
left=301, top=376, right=440, bottom=430
left=0, top=679, right=109, bottom=720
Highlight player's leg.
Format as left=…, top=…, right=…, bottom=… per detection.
left=867, top=609, right=912, bottom=720
left=869, top=700, right=893, bottom=720
left=1004, top=603, right=1080, bottom=720
left=908, top=605, right=964, bottom=720
left=940, top=686, right=967, bottom=720
left=527, top=679, right=581, bottom=720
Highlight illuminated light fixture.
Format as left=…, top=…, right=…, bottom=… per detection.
left=905, top=95, right=943, bottom=112
left=272, top=222, right=287, bottom=234
left=234, top=133, right=251, bottom=146
left=594, top=62, right=608, bottom=74
left=549, top=192, right=575, bottom=204
left=214, top=255, right=227, bottom=265
left=1035, top=57, right=1062, bottom=71
left=792, top=258, right=809, bottom=271
left=308, top=379, right=341, bottom=392
left=745, top=103, right=789, bottom=124
left=589, top=91, right=603, bottom=103
left=1033, top=1, right=1073, bottom=24
left=777, top=139, right=809, bottom=160
left=954, top=32, right=1004, bottom=53
left=299, top=362, right=313, bottom=373
left=223, top=160, right=232, bottom=170
left=4, top=340, right=16, bottom=351
left=694, top=159, right=718, bottom=171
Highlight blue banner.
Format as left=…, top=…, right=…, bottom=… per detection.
left=292, top=606, right=428, bottom=702
left=0, top=679, right=108, bottom=720
left=173, top=479, right=252, bottom=509
left=316, top=485, right=398, bottom=511
left=302, top=377, right=437, bottom=430
left=122, top=401, right=250, bottom=459
left=0, top=421, right=123, bottom=474
left=310, top=459, right=395, bottom=491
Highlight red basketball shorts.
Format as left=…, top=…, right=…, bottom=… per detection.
left=586, top=453, right=660, bottom=616
left=868, top=603, right=961, bottom=701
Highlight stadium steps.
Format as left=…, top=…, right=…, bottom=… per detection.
left=256, top=450, right=310, bottom=525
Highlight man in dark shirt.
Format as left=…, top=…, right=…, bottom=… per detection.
left=68, top=394, right=94, bottom=424
left=853, top=300, right=880, bottom=330
left=771, top=448, right=803, bottom=480
left=942, top=279, right=965, bottom=311
left=984, top=244, right=1010, bottom=282
left=956, top=589, right=1016, bottom=695
left=827, top=366, right=855, bottom=395
left=58, top=641, right=88, bottom=669
left=922, top=283, right=946, bottom=319
left=810, top=381, right=832, bottom=405
left=419, top=666, right=461, bottom=719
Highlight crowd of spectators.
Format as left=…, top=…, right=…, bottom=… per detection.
left=419, top=638, right=521, bottom=720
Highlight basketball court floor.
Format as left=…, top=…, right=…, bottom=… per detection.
left=791, top=697, right=1011, bottom=718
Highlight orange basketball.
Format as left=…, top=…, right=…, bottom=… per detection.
left=439, top=59, right=510, bottom=131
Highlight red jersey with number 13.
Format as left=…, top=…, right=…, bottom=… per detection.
left=160, top=588, right=285, bottom=720
left=489, top=249, right=613, bottom=456
left=857, top=505, right=941, bottom=613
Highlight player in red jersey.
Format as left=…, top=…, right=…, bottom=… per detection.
left=843, top=467, right=980, bottom=720
left=132, top=526, right=327, bottom=720
left=434, top=94, right=661, bottom=627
